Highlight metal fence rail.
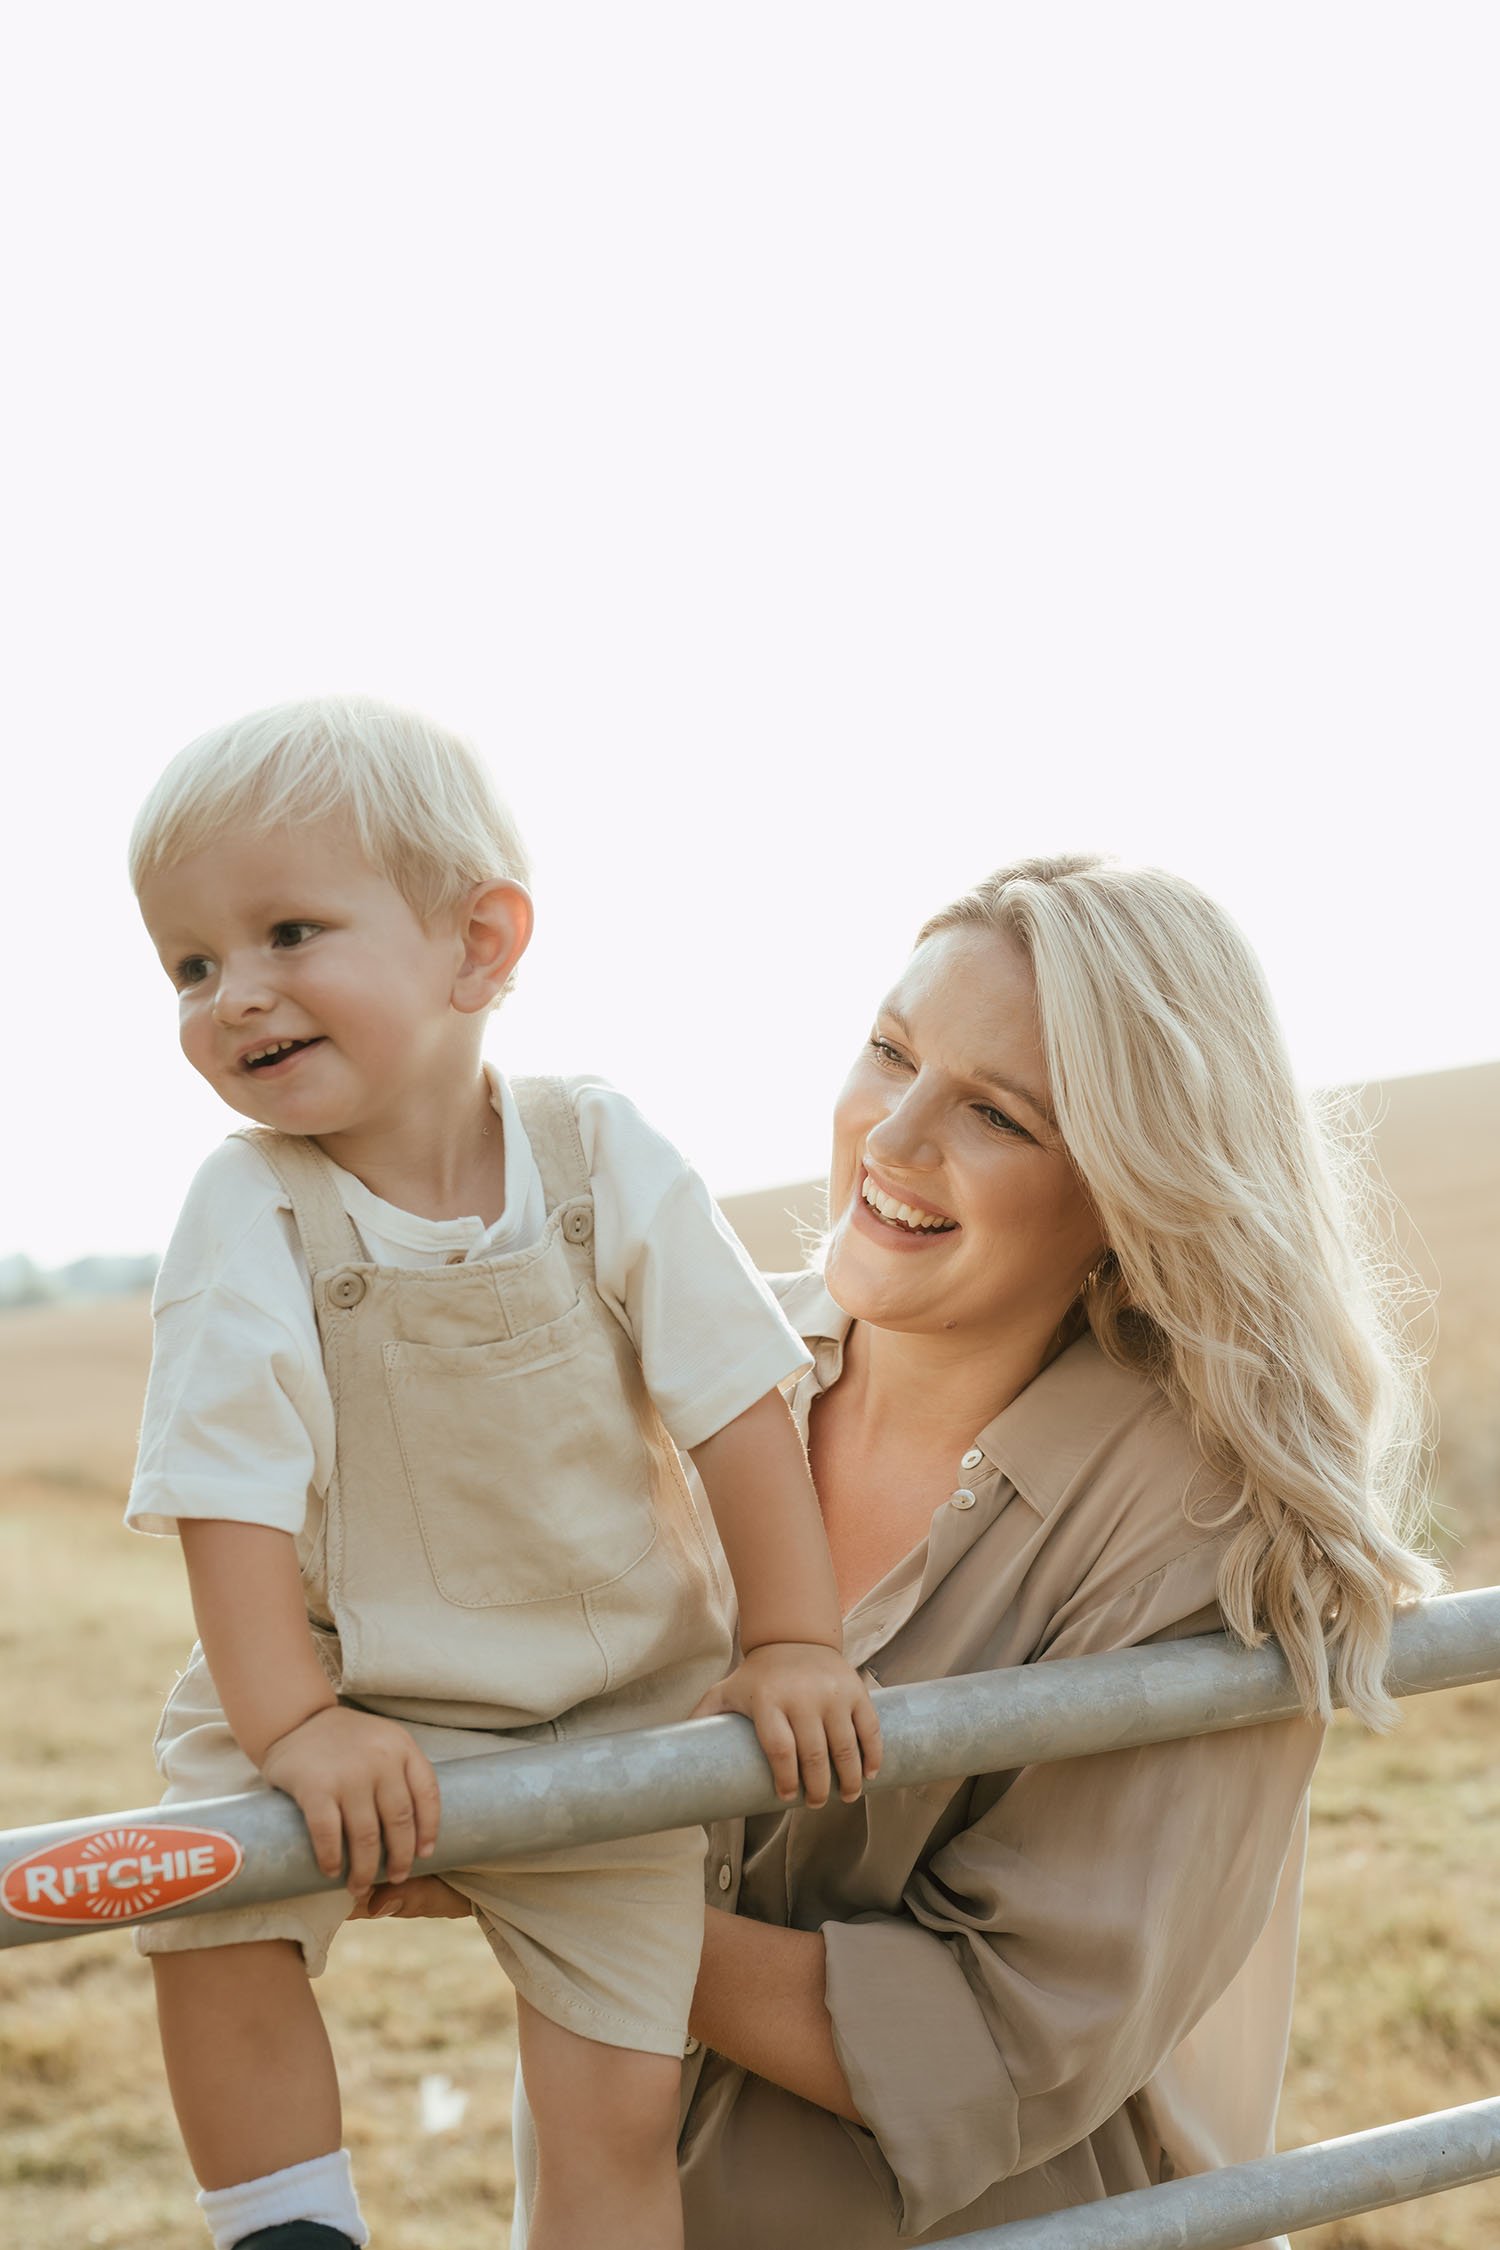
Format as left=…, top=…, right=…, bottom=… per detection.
left=944, top=2098, right=1500, bottom=2249
left=4, top=1588, right=1498, bottom=2245
left=3, top=1586, right=1497, bottom=1949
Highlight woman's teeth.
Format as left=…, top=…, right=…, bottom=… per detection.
left=861, top=1178, right=956, bottom=1232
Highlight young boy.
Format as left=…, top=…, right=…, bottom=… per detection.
left=125, top=695, right=879, bottom=2250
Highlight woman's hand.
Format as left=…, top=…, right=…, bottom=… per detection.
left=350, top=1873, right=472, bottom=1921
left=260, top=1704, right=442, bottom=1897
left=693, top=1643, right=881, bottom=1806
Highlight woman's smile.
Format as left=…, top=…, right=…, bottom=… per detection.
left=855, top=1164, right=961, bottom=1244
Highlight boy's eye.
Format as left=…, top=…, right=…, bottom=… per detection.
left=271, top=922, right=320, bottom=949
left=174, top=956, right=211, bottom=989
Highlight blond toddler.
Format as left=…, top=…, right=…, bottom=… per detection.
left=125, top=696, right=879, bottom=2250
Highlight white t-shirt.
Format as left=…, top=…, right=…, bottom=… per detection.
left=128, top=1069, right=809, bottom=1539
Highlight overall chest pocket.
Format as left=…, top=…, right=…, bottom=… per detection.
left=381, top=1289, right=659, bottom=1607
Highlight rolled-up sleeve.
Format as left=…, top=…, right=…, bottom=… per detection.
left=821, top=1615, right=1322, bottom=2234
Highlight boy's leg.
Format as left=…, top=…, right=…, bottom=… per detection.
left=151, top=1940, right=341, bottom=2189
left=517, top=1994, right=684, bottom=2250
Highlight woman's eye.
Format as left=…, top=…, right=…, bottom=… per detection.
left=976, top=1103, right=1026, bottom=1138
left=271, top=921, right=319, bottom=949
left=868, top=1034, right=911, bottom=1069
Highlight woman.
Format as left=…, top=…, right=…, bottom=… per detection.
left=375, top=855, right=1436, bottom=2248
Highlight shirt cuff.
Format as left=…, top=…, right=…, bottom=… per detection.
left=124, top=1479, right=307, bottom=1540
left=664, top=1340, right=814, bottom=1455
left=822, top=1914, right=1021, bottom=2238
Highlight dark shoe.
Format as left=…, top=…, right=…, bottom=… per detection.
left=235, top=2227, right=358, bottom=2249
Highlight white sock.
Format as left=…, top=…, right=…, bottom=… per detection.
left=197, top=2148, right=369, bottom=2249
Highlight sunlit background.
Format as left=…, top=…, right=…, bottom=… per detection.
left=2, top=4, right=1496, bottom=1267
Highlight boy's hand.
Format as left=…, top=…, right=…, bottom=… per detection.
left=693, top=1643, right=882, bottom=1808
left=259, top=1706, right=442, bottom=1897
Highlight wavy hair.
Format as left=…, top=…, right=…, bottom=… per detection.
left=919, top=854, right=1439, bottom=1729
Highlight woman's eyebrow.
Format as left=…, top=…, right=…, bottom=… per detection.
left=973, top=1067, right=1056, bottom=1129
left=884, top=1006, right=1056, bottom=1128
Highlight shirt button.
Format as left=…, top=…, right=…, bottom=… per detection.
left=716, top=1862, right=733, bottom=1891
left=950, top=1488, right=977, bottom=1510
left=445, top=1251, right=466, bottom=1266
left=327, top=1272, right=367, bottom=1309
left=683, top=2036, right=701, bottom=2057
left=961, top=1446, right=984, bottom=1470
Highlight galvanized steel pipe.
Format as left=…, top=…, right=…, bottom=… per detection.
left=2, top=1587, right=1497, bottom=1949
left=934, top=2096, right=1500, bottom=2249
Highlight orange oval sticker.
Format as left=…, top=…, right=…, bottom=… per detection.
left=2, top=1824, right=244, bottom=1926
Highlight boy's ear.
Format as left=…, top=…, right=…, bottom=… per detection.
left=451, top=881, right=534, bottom=1014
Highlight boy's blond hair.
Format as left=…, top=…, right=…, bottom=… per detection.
left=129, top=694, right=532, bottom=927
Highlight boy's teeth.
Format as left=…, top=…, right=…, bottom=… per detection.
left=861, top=1177, right=956, bottom=1232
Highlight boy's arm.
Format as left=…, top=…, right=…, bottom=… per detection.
left=688, top=1391, right=881, bottom=1807
left=179, top=1519, right=440, bottom=1895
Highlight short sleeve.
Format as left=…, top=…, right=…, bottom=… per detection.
left=574, top=1083, right=812, bottom=1451
left=125, top=1140, right=332, bottom=1538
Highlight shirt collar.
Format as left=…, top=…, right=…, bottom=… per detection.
left=770, top=1266, right=1160, bottom=1521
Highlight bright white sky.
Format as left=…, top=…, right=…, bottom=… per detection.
left=2, top=5, right=1496, bottom=1266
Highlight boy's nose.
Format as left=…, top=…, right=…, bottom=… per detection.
left=212, top=969, right=275, bottom=1025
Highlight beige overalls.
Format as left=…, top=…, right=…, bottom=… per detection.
left=137, top=1077, right=732, bottom=2055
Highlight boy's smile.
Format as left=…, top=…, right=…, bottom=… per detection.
left=138, top=818, right=484, bottom=1159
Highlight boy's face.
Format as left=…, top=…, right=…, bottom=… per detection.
left=138, top=819, right=474, bottom=1142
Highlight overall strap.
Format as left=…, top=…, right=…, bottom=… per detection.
left=510, top=1075, right=592, bottom=1217
left=236, top=1127, right=365, bottom=1276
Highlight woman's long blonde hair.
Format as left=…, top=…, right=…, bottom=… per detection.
left=920, top=854, right=1440, bottom=1729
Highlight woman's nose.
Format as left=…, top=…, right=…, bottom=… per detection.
left=866, top=1086, right=942, bottom=1173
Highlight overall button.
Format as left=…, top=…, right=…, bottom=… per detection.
left=328, top=1272, right=367, bottom=1309
left=563, top=1207, right=594, bottom=1245
left=950, top=1488, right=977, bottom=1511
left=961, top=1446, right=984, bottom=1470
left=716, top=1862, right=733, bottom=1891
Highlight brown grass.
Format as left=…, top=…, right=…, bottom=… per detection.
left=3, top=1059, right=1497, bottom=2244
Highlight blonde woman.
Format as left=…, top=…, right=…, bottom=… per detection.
left=373, top=856, right=1435, bottom=2250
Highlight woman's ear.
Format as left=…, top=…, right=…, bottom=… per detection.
left=451, top=881, right=534, bottom=1014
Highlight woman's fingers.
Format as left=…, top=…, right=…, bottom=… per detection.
left=352, top=1873, right=472, bottom=1921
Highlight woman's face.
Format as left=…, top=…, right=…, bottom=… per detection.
left=824, top=924, right=1107, bottom=1347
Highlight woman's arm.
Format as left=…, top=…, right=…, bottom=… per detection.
left=689, top=1905, right=861, bottom=2123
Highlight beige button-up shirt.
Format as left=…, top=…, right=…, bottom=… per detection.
left=678, top=1270, right=1322, bottom=2249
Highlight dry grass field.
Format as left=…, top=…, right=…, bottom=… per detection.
left=2, top=1060, right=1497, bottom=2247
